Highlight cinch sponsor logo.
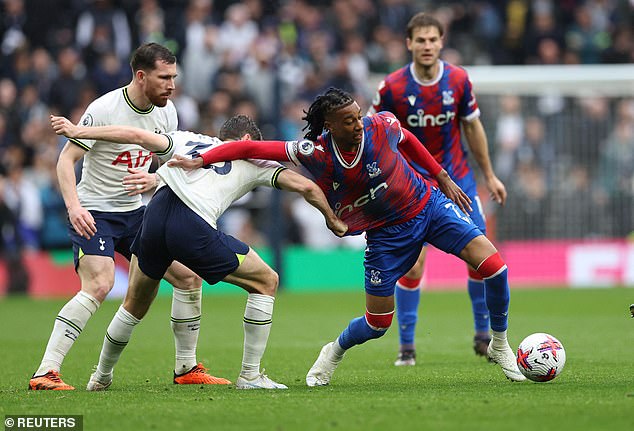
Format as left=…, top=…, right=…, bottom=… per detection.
left=334, top=182, right=388, bottom=218
left=407, top=109, right=456, bottom=127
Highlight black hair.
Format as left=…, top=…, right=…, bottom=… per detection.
left=302, top=87, right=354, bottom=141
left=219, top=114, right=263, bottom=141
left=130, top=43, right=176, bottom=72
left=406, top=12, right=444, bottom=39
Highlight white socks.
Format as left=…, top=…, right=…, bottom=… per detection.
left=95, top=305, right=140, bottom=378
left=491, top=330, right=509, bottom=349
left=240, top=294, right=275, bottom=379
left=36, top=291, right=99, bottom=375
left=331, top=339, right=347, bottom=359
left=171, top=288, right=202, bottom=375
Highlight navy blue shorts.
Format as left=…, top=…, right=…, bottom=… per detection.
left=364, top=187, right=483, bottom=296
left=69, top=207, right=145, bottom=269
left=131, top=186, right=249, bottom=284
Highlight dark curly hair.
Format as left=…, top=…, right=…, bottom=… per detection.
left=302, top=87, right=354, bottom=141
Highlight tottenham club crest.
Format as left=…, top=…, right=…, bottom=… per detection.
left=81, top=114, right=94, bottom=127
left=366, top=161, right=381, bottom=178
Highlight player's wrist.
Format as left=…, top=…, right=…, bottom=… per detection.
left=435, top=169, right=449, bottom=180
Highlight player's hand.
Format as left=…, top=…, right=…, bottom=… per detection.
left=327, top=217, right=348, bottom=237
left=436, top=170, right=472, bottom=214
left=167, top=154, right=204, bottom=171
left=122, top=169, right=157, bottom=196
left=485, top=175, right=507, bottom=206
left=50, top=115, right=79, bottom=138
left=68, top=205, right=97, bottom=239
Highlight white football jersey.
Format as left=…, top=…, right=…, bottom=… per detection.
left=70, top=87, right=178, bottom=212
left=155, top=130, right=286, bottom=229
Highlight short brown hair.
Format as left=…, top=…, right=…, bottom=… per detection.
left=219, top=115, right=263, bottom=141
left=406, top=13, right=444, bottom=39
left=130, top=43, right=176, bottom=72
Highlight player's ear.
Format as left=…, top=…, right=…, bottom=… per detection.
left=240, top=133, right=251, bottom=141
left=135, top=69, right=146, bottom=83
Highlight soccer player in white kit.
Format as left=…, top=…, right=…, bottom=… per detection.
left=30, top=43, right=224, bottom=390
left=50, top=113, right=347, bottom=389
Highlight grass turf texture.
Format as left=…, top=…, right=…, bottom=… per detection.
left=1, top=288, right=632, bottom=431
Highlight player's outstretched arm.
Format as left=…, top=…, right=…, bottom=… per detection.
left=167, top=140, right=290, bottom=171
left=50, top=115, right=170, bottom=154
left=276, top=169, right=348, bottom=237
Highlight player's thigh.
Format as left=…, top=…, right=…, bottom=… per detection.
left=76, top=254, right=115, bottom=302
left=425, top=188, right=482, bottom=257
left=123, top=254, right=161, bottom=319
left=364, top=217, right=426, bottom=297
left=163, top=260, right=202, bottom=291
left=404, top=246, right=428, bottom=278
left=222, top=248, right=278, bottom=296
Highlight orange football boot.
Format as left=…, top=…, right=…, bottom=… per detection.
left=173, top=363, right=231, bottom=385
left=29, top=371, right=75, bottom=390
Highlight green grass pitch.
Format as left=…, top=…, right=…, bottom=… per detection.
left=1, top=288, right=632, bottom=431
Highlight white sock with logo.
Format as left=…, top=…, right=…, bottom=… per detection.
left=171, top=287, right=202, bottom=375
left=95, top=305, right=140, bottom=378
left=240, top=294, right=275, bottom=379
left=36, top=291, right=99, bottom=376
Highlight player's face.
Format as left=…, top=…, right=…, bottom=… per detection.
left=140, top=60, right=177, bottom=107
left=325, top=102, right=364, bottom=147
left=407, top=26, right=443, bottom=68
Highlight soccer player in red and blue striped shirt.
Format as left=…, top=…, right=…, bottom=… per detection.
left=168, top=87, right=525, bottom=385
left=368, top=13, right=507, bottom=365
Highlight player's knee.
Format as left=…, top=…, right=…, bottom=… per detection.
left=172, top=272, right=202, bottom=291
left=254, top=269, right=279, bottom=297
left=81, top=278, right=113, bottom=303
left=365, top=309, right=395, bottom=335
left=476, top=252, right=507, bottom=279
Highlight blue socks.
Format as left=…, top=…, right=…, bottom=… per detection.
left=337, top=316, right=387, bottom=350
left=467, top=279, right=490, bottom=333
left=395, top=285, right=420, bottom=347
left=484, top=268, right=510, bottom=332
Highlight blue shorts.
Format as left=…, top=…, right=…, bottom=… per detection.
left=69, top=207, right=145, bottom=269
left=131, top=186, right=249, bottom=284
left=364, top=187, right=482, bottom=296
left=455, top=176, right=486, bottom=234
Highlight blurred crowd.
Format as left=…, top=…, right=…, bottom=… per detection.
left=0, top=0, right=633, bottom=258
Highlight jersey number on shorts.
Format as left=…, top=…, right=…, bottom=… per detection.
left=444, top=202, right=471, bottom=223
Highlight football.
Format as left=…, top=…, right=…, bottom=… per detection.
left=516, top=333, right=566, bottom=382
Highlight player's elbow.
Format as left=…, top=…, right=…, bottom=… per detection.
left=297, top=181, right=320, bottom=198
left=128, top=129, right=148, bottom=147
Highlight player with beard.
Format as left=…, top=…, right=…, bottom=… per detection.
left=30, top=43, right=223, bottom=390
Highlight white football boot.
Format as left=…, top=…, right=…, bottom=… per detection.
left=235, top=371, right=287, bottom=389
left=487, top=343, right=526, bottom=382
left=306, top=342, right=343, bottom=387
left=86, top=370, right=113, bottom=391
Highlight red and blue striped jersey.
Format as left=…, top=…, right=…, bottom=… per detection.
left=287, top=112, right=430, bottom=235
left=369, top=61, right=479, bottom=182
